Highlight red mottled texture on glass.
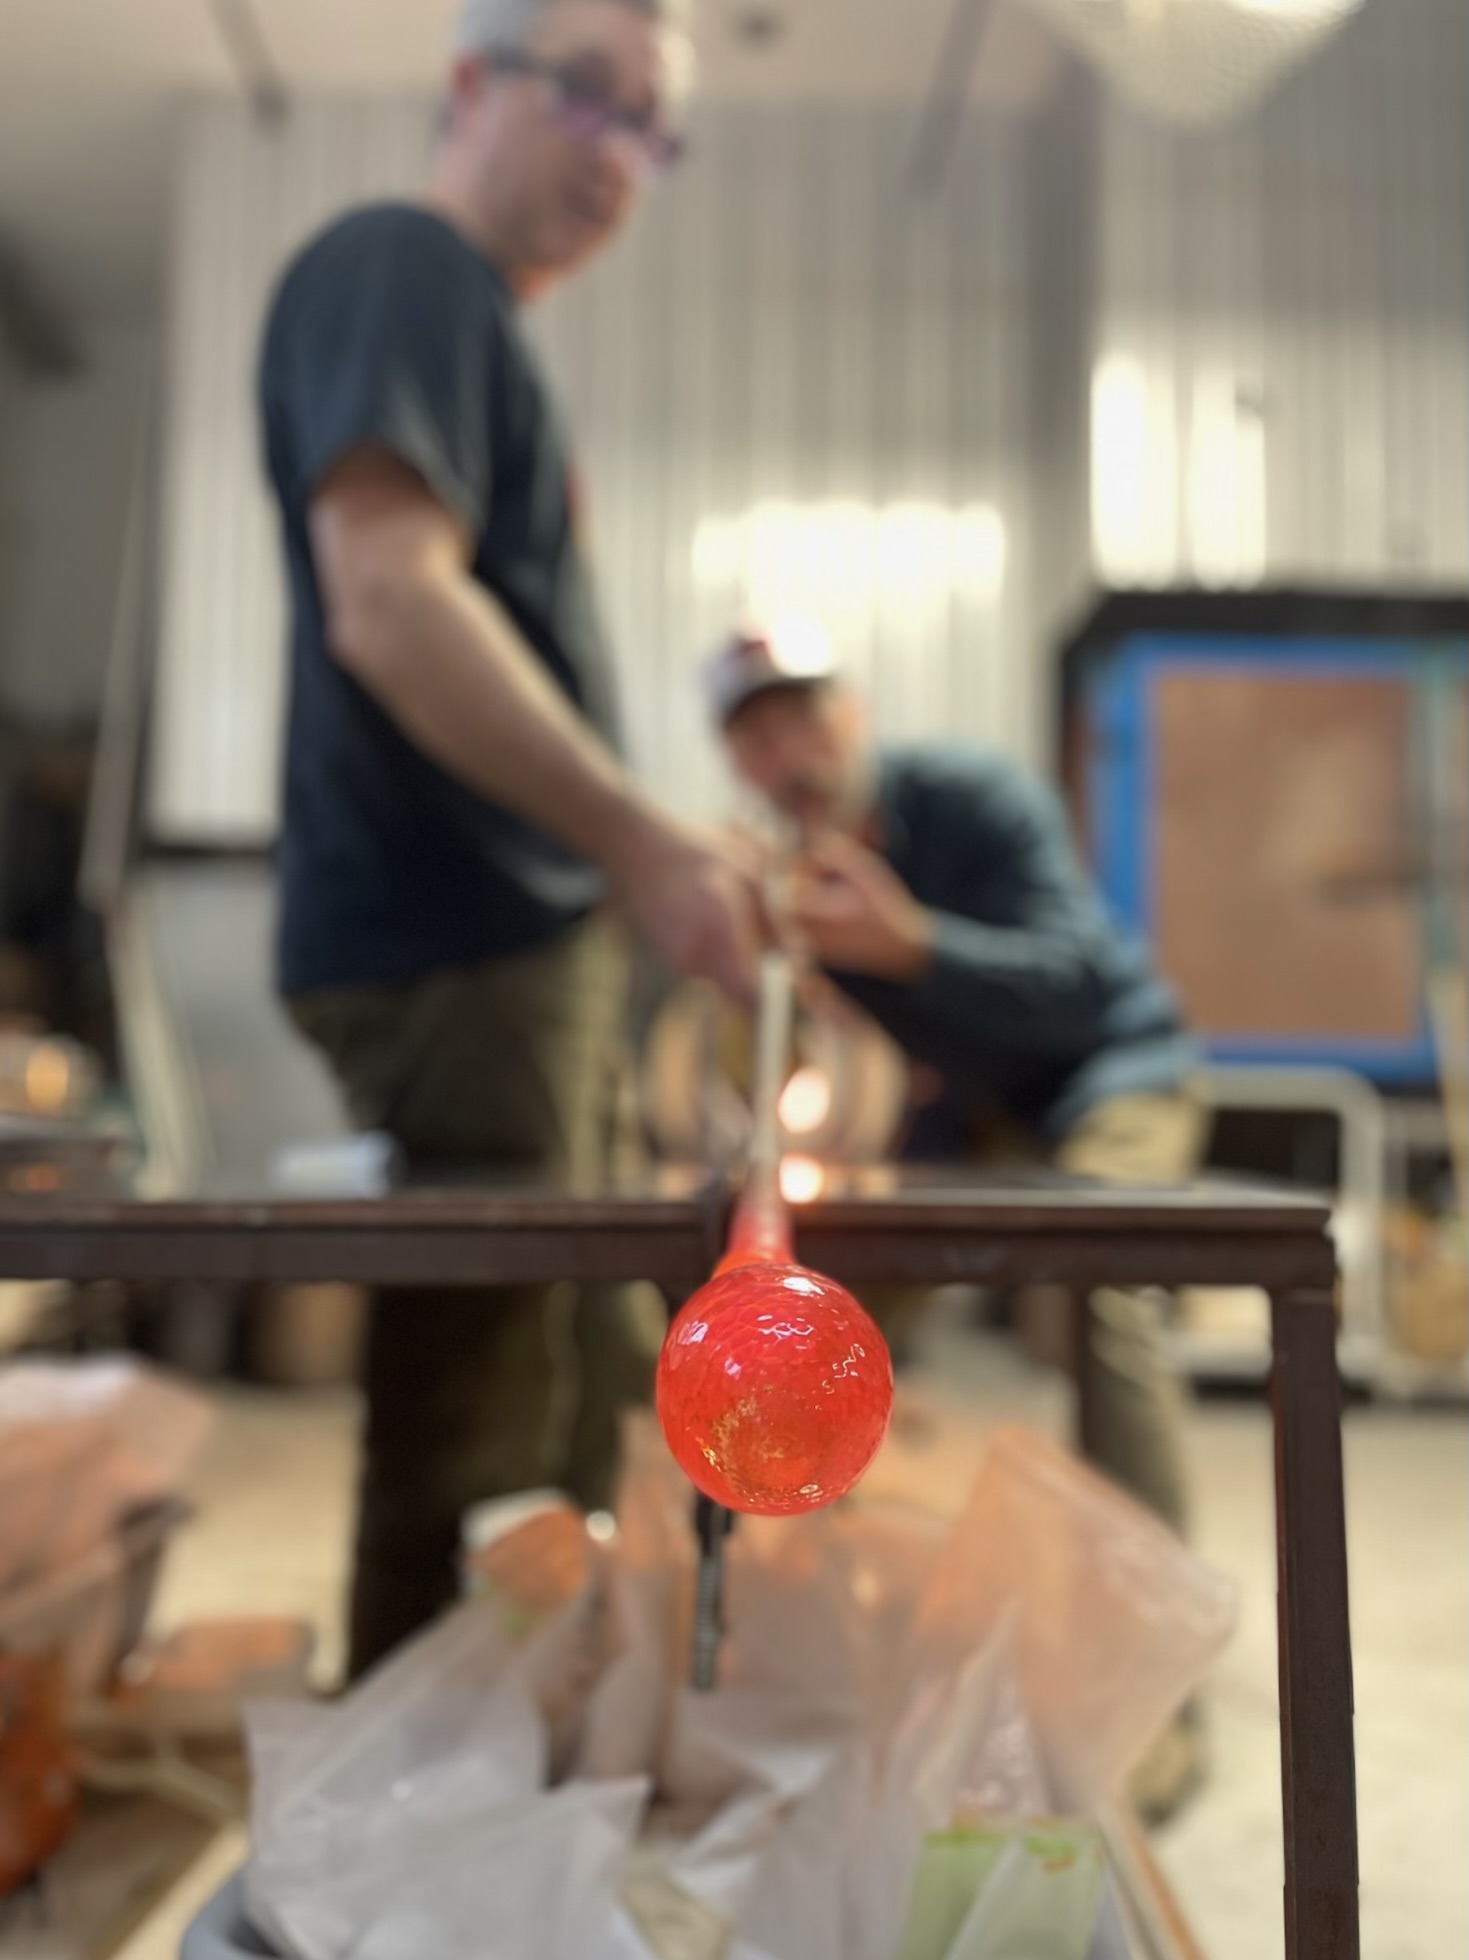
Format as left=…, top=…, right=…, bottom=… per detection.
left=656, top=1263, right=893, bottom=1516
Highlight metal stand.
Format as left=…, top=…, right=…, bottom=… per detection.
left=686, top=951, right=794, bottom=1691
left=691, top=1494, right=734, bottom=1691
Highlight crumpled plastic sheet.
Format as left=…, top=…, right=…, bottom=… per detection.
left=243, top=1419, right=1237, bottom=1960
left=0, top=1358, right=213, bottom=1593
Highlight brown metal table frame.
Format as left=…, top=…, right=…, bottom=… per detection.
left=0, top=1174, right=1357, bottom=1960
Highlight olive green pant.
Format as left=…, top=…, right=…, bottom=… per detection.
left=288, top=914, right=663, bottom=1677
left=876, top=1091, right=1207, bottom=1537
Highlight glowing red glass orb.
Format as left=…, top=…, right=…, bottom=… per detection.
left=656, top=1262, right=893, bottom=1516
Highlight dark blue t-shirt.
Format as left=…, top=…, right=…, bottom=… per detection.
left=832, top=746, right=1196, bottom=1141
left=259, top=204, right=620, bottom=995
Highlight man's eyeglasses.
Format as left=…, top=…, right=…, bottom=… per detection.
left=488, top=50, right=686, bottom=173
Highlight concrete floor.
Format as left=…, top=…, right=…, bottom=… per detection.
left=135, top=1317, right=1467, bottom=1960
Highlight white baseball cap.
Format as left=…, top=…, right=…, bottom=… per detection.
left=703, top=617, right=839, bottom=728
left=453, top=0, right=687, bottom=53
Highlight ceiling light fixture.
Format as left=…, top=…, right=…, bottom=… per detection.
left=1018, top=0, right=1367, bottom=125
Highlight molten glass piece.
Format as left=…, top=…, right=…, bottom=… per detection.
left=656, top=1262, right=893, bottom=1516
left=714, top=1196, right=793, bottom=1277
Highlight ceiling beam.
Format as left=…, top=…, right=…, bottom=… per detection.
left=907, top=0, right=998, bottom=194
left=209, top=0, right=290, bottom=126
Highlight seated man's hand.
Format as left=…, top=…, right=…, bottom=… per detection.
left=787, top=832, right=935, bottom=984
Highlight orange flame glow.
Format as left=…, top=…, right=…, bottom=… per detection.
left=778, top=1066, right=832, bottom=1137
left=779, top=1155, right=825, bottom=1206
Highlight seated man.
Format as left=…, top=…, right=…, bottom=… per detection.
left=705, top=621, right=1206, bottom=1544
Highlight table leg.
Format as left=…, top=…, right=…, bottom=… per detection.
left=1270, top=1284, right=1359, bottom=1960
left=1070, top=1288, right=1102, bottom=1459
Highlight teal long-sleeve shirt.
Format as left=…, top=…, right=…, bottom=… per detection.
left=828, top=746, right=1196, bottom=1145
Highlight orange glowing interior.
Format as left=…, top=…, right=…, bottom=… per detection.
left=779, top=1155, right=825, bottom=1206
left=778, top=1066, right=832, bottom=1137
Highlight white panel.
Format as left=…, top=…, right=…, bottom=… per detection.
left=543, top=99, right=1037, bottom=815
left=151, top=96, right=431, bottom=843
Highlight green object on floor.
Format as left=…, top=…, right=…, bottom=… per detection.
left=897, top=1818, right=1107, bottom=1960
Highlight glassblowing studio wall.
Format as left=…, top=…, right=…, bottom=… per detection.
left=146, top=0, right=1467, bottom=845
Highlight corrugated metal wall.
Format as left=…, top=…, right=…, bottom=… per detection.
left=149, top=96, right=1032, bottom=843
left=152, top=97, right=433, bottom=842
left=149, top=0, right=1468, bottom=843
left=1090, top=0, right=1469, bottom=589
left=534, top=103, right=1035, bottom=816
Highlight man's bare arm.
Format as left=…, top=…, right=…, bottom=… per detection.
left=311, top=448, right=759, bottom=996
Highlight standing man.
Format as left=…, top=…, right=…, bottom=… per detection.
left=706, top=622, right=1204, bottom=1542
left=259, top=0, right=760, bottom=1675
